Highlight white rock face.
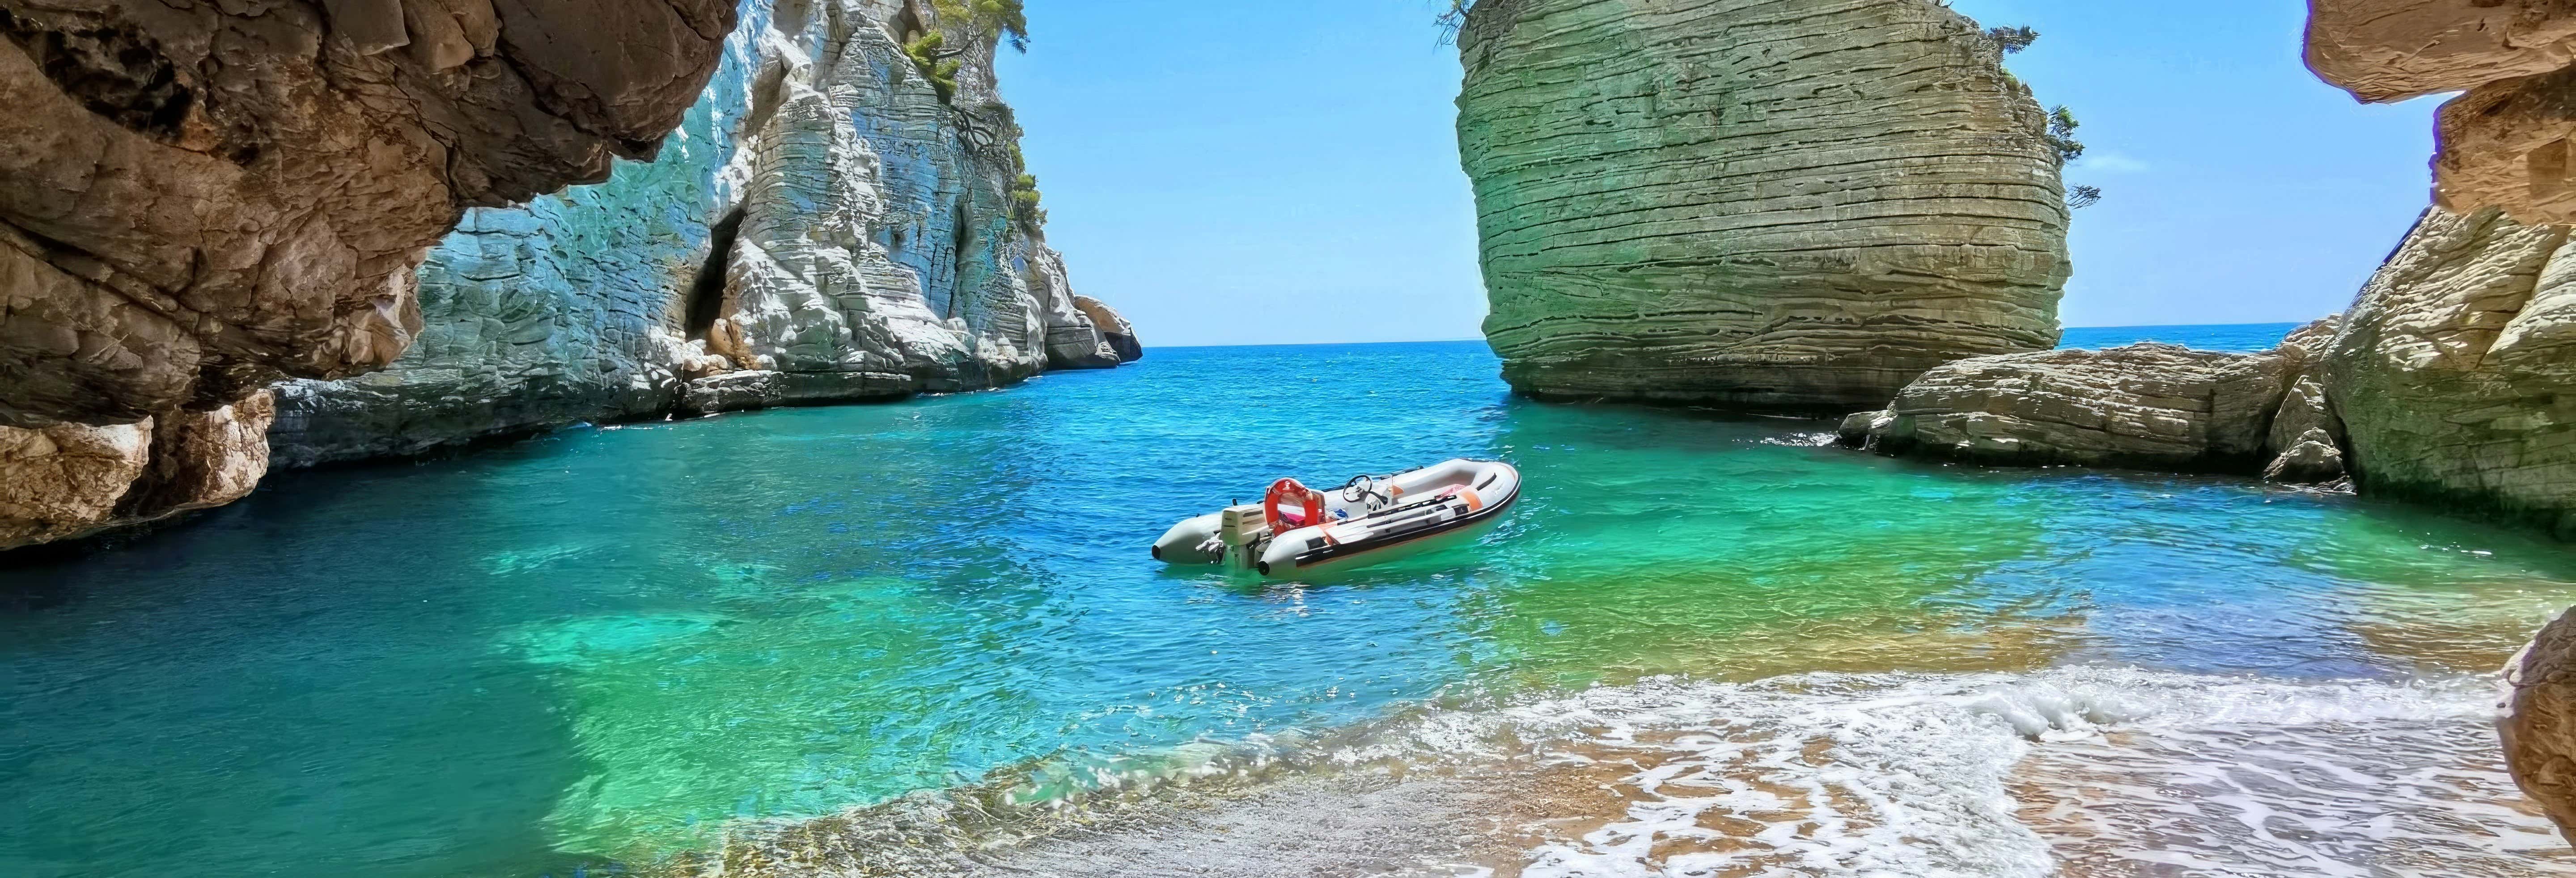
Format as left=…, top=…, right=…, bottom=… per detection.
left=270, top=0, right=1135, bottom=467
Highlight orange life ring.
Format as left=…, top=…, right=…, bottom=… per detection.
left=1263, top=478, right=1326, bottom=531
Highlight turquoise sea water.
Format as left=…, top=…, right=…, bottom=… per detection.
left=2061, top=321, right=2301, bottom=352
left=6, top=327, right=2575, bottom=876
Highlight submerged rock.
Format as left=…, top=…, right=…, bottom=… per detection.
left=2325, top=207, right=2576, bottom=535
left=1844, top=317, right=2346, bottom=478
left=268, top=0, right=1139, bottom=467
left=1454, top=0, right=2070, bottom=411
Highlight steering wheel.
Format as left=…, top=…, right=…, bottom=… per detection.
left=1341, top=474, right=1390, bottom=507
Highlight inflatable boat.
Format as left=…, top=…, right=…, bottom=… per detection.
left=1152, top=459, right=1520, bottom=578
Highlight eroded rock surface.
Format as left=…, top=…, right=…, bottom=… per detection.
left=0, top=389, right=272, bottom=551
left=271, top=0, right=1137, bottom=466
left=2307, top=0, right=2576, bottom=103
left=0, top=0, right=735, bottom=543
left=2503, top=607, right=2576, bottom=840
left=1841, top=317, right=2346, bottom=478
left=2325, top=207, right=2576, bottom=534
left=0, top=0, right=733, bottom=429
left=2308, top=1, right=2576, bottom=224
left=1455, top=0, right=2070, bottom=411
left=1075, top=295, right=1144, bottom=364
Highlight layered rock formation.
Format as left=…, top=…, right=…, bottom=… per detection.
left=270, top=0, right=1139, bottom=466
left=2308, top=1, right=2576, bottom=224
left=2323, top=207, right=2576, bottom=535
left=0, top=0, right=733, bottom=545
left=1840, top=318, right=2343, bottom=481
left=1454, top=0, right=2071, bottom=411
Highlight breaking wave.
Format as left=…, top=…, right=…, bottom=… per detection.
left=668, top=666, right=2568, bottom=877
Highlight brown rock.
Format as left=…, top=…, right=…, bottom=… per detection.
left=2306, top=1, right=2576, bottom=224
left=2436, top=66, right=2576, bottom=225
left=0, top=0, right=734, bottom=429
left=0, top=387, right=270, bottom=550
left=2306, top=0, right=2576, bottom=102
left=1850, top=317, right=2348, bottom=477
left=2502, top=607, right=2576, bottom=839
left=2264, top=317, right=2351, bottom=484
left=0, top=419, right=153, bottom=549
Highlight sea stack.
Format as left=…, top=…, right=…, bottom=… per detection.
left=1453, top=0, right=2071, bottom=410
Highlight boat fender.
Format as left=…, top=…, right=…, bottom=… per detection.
left=1263, top=478, right=1326, bottom=532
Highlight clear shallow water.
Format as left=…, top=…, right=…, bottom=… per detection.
left=4, top=334, right=2574, bottom=877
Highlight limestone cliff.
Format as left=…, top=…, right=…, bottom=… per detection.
left=1454, top=0, right=2071, bottom=411
left=2322, top=207, right=2576, bottom=535
left=0, top=0, right=732, bottom=548
left=269, top=0, right=1140, bottom=467
left=2308, top=1, right=2576, bottom=224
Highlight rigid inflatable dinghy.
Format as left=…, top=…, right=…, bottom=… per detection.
left=1152, top=459, right=1520, bottom=578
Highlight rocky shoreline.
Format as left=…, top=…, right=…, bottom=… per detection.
left=0, top=0, right=1139, bottom=550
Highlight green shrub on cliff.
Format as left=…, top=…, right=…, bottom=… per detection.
left=934, top=0, right=1030, bottom=51
left=1436, top=0, right=1474, bottom=45
left=1009, top=173, right=1046, bottom=230
left=903, top=33, right=962, bottom=101
left=1986, top=26, right=2038, bottom=54
left=2045, top=105, right=2085, bottom=164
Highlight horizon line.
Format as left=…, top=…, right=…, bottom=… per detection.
left=1138, top=321, right=2309, bottom=350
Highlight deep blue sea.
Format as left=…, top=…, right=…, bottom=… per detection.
left=4, top=324, right=2568, bottom=877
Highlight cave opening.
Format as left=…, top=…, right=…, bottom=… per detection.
left=685, top=207, right=747, bottom=340
left=947, top=202, right=975, bottom=320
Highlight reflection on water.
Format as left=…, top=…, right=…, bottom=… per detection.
left=4, top=341, right=2575, bottom=877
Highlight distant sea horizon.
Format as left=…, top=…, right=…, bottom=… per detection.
left=1144, top=321, right=2307, bottom=354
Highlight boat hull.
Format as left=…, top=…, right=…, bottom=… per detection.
left=1152, top=458, right=1521, bottom=580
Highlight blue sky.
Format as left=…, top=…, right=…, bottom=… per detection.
left=997, top=1, right=2445, bottom=347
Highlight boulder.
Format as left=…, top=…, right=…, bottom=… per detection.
left=0, top=0, right=734, bottom=430
left=1454, top=0, right=2070, bottom=411
left=269, top=0, right=1140, bottom=467
left=2503, top=607, right=2576, bottom=840
left=2266, top=317, right=2351, bottom=484
left=0, top=389, right=272, bottom=551
left=1847, top=317, right=2347, bottom=478
left=1846, top=344, right=2296, bottom=470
